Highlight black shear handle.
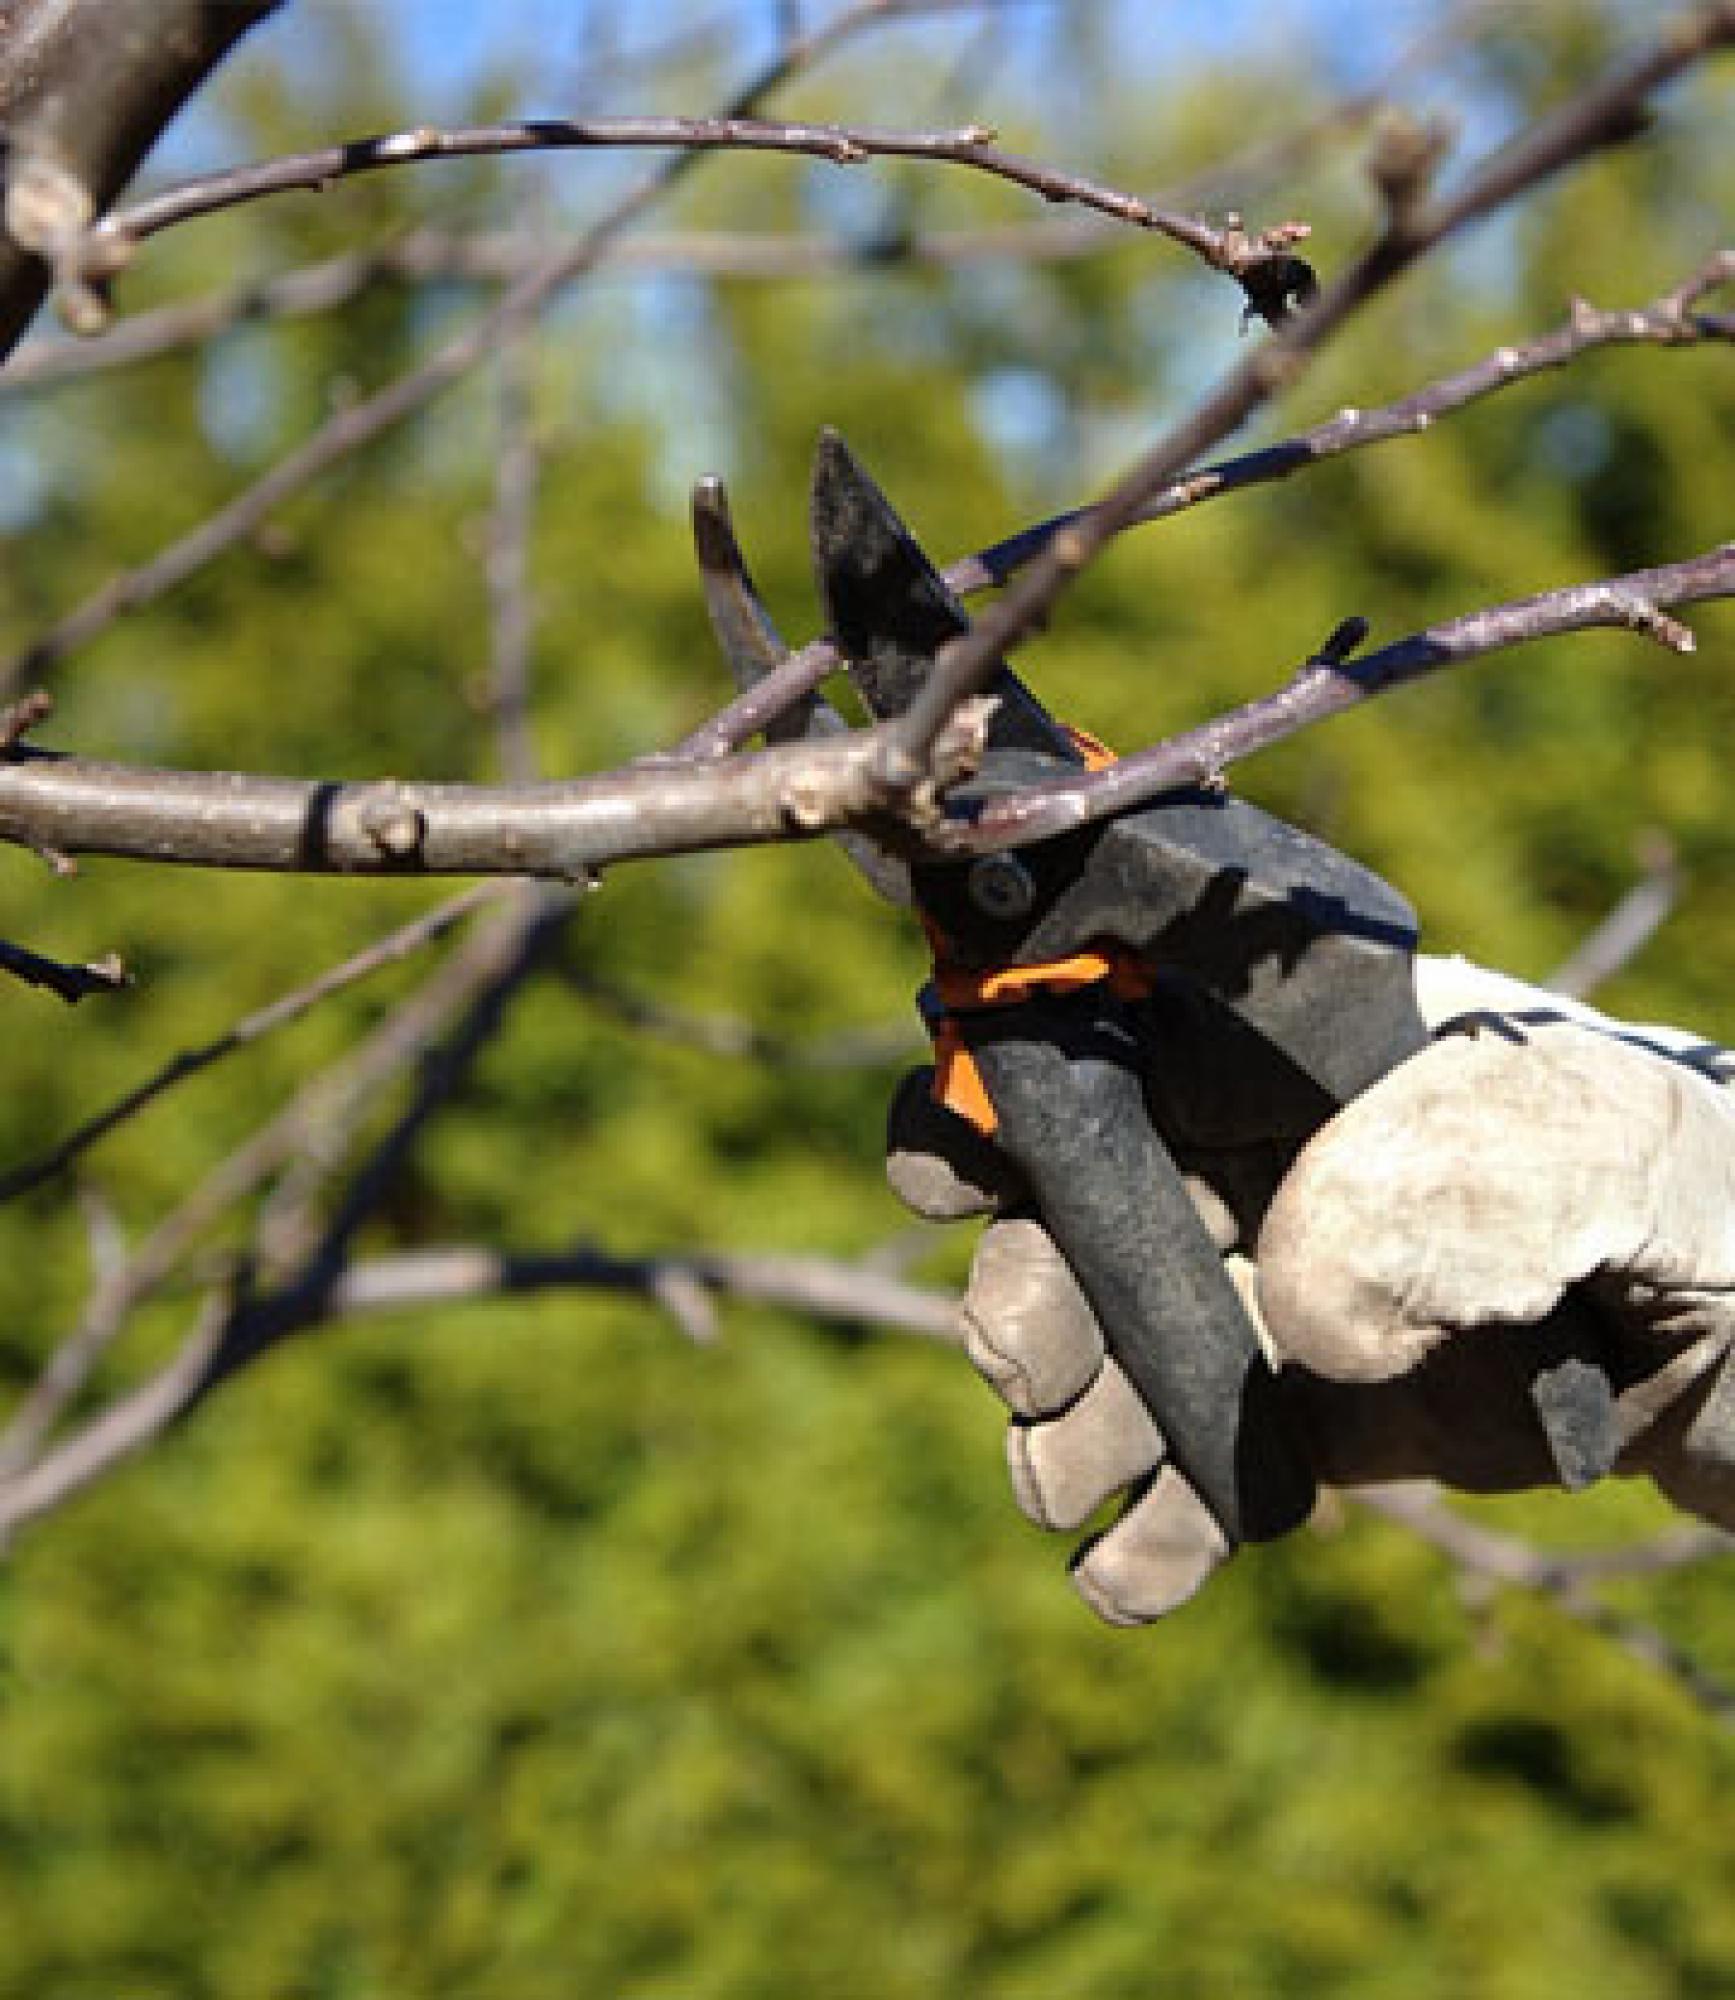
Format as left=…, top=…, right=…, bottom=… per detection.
left=961, top=993, right=1317, bottom=1547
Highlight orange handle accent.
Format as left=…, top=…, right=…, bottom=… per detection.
left=924, top=722, right=1151, bottom=1136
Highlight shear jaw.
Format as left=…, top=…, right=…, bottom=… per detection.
left=808, top=429, right=1086, bottom=769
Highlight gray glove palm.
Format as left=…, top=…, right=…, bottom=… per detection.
left=889, top=957, right=1735, bottom=1623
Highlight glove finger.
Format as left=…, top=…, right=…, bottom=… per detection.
left=1006, top=1358, right=1164, bottom=1531
left=963, top=1216, right=1105, bottom=1417
left=885, top=1066, right=1024, bottom=1221
left=1070, top=1466, right=1234, bottom=1625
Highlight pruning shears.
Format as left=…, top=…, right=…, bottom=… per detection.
left=694, top=431, right=1623, bottom=1552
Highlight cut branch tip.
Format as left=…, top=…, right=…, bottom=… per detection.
left=1313, top=615, right=1371, bottom=667
left=0, top=690, right=54, bottom=750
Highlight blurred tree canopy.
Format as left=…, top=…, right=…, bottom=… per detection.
left=0, top=3, right=1733, bottom=1994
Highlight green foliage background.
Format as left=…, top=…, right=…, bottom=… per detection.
left=1, top=6, right=1733, bottom=1993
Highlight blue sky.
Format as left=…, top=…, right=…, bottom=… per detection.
left=197, top=1, right=1452, bottom=133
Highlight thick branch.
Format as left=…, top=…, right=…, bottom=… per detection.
left=0, top=0, right=282, bottom=355
left=0, top=715, right=983, bottom=875
left=3, top=543, right=1729, bottom=876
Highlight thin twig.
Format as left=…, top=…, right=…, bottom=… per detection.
left=2, top=0, right=1496, bottom=403
left=0, top=881, right=509, bottom=1202
left=2, top=540, right=1728, bottom=877
left=0, top=884, right=567, bottom=1478
left=0, top=1226, right=959, bottom=1539
left=0, top=890, right=573, bottom=1523
left=950, top=252, right=1735, bottom=594
left=0, top=936, right=127, bottom=1004
left=0, top=0, right=1005, bottom=700
left=945, top=541, right=1735, bottom=852
left=0, top=219, right=1124, bottom=394
left=1546, top=835, right=1682, bottom=1000
left=876, top=1, right=1735, bottom=778
left=0, top=0, right=963, bottom=1498
left=87, top=112, right=1296, bottom=279
left=328, top=1241, right=960, bottom=1343
left=565, top=962, right=920, bottom=1070
left=1358, top=1483, right=1735, bottom=1724
left=675, top=251, right=1735, bottom=762
left=484, top=318, right=541, bottom=783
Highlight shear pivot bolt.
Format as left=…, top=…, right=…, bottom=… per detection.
left=967, top=853, right=1036, bottom=921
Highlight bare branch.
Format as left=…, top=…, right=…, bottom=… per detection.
left=0, top=935, right=126, bottom=1004
left=0, top=0, right=975, bottom=700
left=0, top=880, right=594, bottom=1525
left=0, top=219, right=1132, bottom=394
left=950, top=542, right=1735, bottom=852
left=565, top=962, right=919, bottom=1071
left=1358, top=1483, right=1735, bottom=1723
left=0, top=710, right=987, bottom=875
left=0, top=884, right=574, bottom=1478
left=0, top=688, right=52, bottom=746
left=13, top=537, right=1717, bottom=880
left=0, top=882, right=510, bottom=1202
left=1547, top=835, right=1682, bottom=1000
left=0, top=0, right=282, bottom=356
left=877, top=2, right=1735, bottom=774
left=85, top=112, right=1299, bottom=285
left=0, top=1226, right=959, bottom=1539
left=484, top=336, right=541, bottom=784
left=950, top=252, right=1735, bottom=594
left=676, top=253, right=1735, bottom=761
left=3, top=0, right=1501, bottom=402
left=329, top=1241, right=960, bottom=1344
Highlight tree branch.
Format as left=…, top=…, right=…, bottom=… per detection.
left=877, top=0, right=1735, bottom=777
left=0, top=881, right=510, bottom=1202
left=1, top=0, right=1499, bottom=399
left=0, top=217, right=1135, bottom=395
left=1546, top=835, right=1682, bottom=1000
left=0, top=934, right=126, bottom=1004
left=0, top=0, right=976, bottom=699
left=4, top=542, right=1727, bottom=876
left=0, top=708, right=987, bottom=874
left=1357, top=1483, right=1735, bottom=1724
left=484, top=339, right=542, bottom=785
left=0, top=884, right=571, bottom=1478
left=0, top=1229, right=959, bottom=1540
left=0, top=0, right=282, bottom=354
left=951, top=542, right=1735, bottom=851
left=82, top=111, right=1303, bottom=286
left=679, top=245, right=1735, bottom=764
left=949, top=252, right=1735, bottom=594
left=328, top=1241, right=960, bottom=1344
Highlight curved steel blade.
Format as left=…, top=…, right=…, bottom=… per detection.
left=691, top=474, right=909, bottom=904
left=808, top=428, right=1082, bottom=768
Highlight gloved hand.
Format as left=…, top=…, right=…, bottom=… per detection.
left=888, top=955, right=1735, bottom=1623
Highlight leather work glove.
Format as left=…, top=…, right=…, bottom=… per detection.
left=888, top=955, right=1735, bottom=1623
